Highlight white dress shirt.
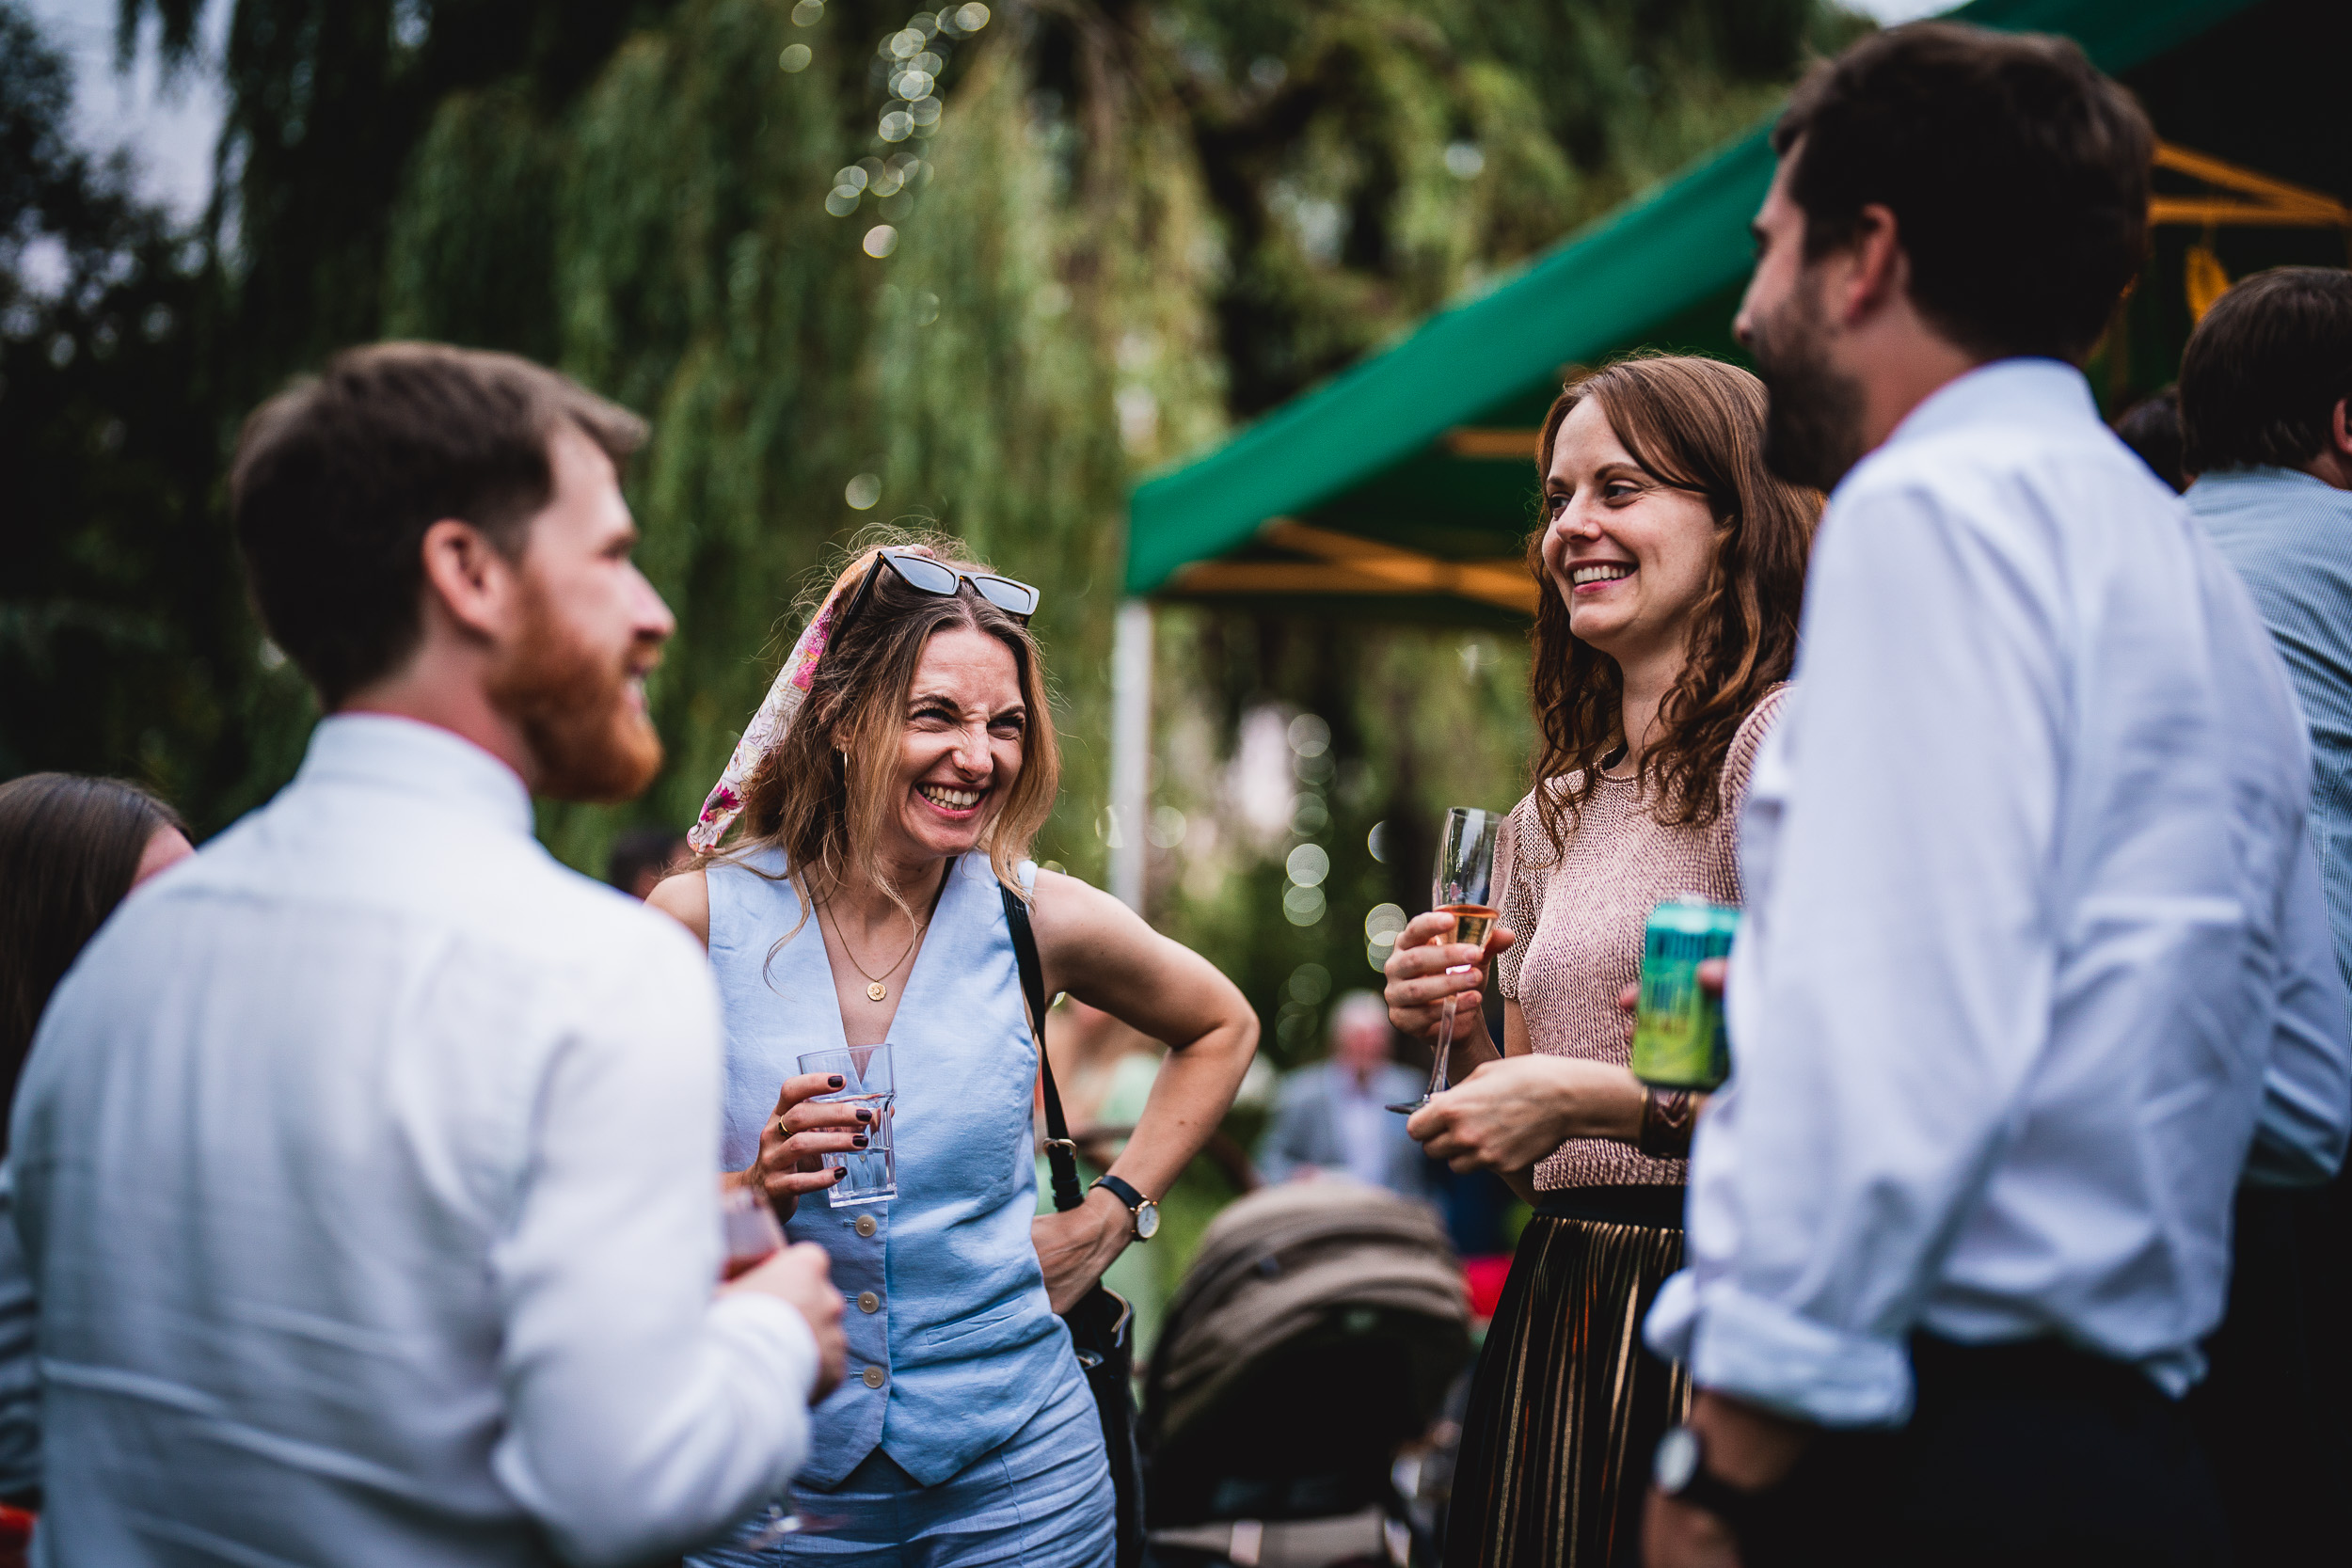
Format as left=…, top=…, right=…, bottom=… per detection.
left=7, top=715, right=817, bottom=1566
left=1646, top=360, right=2352, bottom=1427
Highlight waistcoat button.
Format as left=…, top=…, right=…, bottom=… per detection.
left=854, top=1214, right=878, bottom=1238
left=861, top=1365, right=886, bottom=1389
left=857, top=1291, right=881, bottom=1313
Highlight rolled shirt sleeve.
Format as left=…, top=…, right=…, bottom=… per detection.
left=490, top=934, right=818, bottom=1567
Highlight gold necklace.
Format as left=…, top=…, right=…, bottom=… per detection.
left=819, top=896, right=924, bottom=1003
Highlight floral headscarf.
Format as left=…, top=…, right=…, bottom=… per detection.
left=688, top=546, right=926, bottom=853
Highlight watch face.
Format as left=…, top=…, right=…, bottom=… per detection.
left=1135, top=1200, right=1161, bottom=1241
left=1654, top=1426, right=1701, bottom=1493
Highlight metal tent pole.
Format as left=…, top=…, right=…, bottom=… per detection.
left=1107, top=598, right=1153, bottom=911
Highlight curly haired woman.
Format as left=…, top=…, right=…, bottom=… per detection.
left=1383, top=356, right=1820, bottom=1568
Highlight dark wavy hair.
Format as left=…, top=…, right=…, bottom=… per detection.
left=0, top=773, right=186, bottom=1148
left=1525, top=355, right=1820, bottom=854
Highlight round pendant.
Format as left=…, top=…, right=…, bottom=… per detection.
left=866, top=982, right=888, bottom=1002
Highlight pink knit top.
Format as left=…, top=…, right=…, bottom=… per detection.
left=1494, top=687, right=1787, bottom=1192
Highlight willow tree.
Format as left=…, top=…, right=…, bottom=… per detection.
left=102, top=0, right=1849, bottom=946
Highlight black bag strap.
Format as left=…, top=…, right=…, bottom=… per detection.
left=1003, top=883, right=1086, bottom=1214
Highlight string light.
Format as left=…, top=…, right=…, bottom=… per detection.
left=819, top=7, right=992, bottom=241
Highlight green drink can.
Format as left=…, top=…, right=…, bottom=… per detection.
left=1630, top=895, right=1740, bottom=1089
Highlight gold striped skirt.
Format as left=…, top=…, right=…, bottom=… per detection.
left=1443, top=1185, right=1689, bottom=1568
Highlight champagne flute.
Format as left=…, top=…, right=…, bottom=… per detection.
left=1388, top=807, right=1501, bottom=1114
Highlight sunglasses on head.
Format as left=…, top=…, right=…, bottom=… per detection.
left=834, top=550, right=1041, bottom=640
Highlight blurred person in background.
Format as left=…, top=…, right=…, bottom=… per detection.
left=2179, top=264, right=2352, bottom=1560
left=0, top=774, right=191, bottom=1126
left=1046, top=994, right=1164, bottom=1135
left=0, top=773, right=192, bottom=1514
left=1259, top=990, right=1437, bottom=1202
left=7, top=343, right=845, bottom=1566
left=652, top=539, right=1258, bottom=1568
left=1042, top=994, right=1178, bottom=1358
left=1384, top=354, right=1818, bottom=1568
left=2112, top=383, right=2186, bottom=492
left=610, top=824, right=691, bottom=899
left=1643, top=29, right=2348, bottom=1568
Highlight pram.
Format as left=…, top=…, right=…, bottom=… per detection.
left=1140, top=1181, right=1471, bottom=1568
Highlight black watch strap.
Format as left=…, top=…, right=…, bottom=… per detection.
left=1656, top=1426, right=1772, bottom=1544
left=1674, top=1463, right=1767, bottom=1539
left=1091, top=1174, right=1148, bottom=1212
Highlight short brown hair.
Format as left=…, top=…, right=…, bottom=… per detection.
left=1527, top=356, right=1820, bottom=848
left=230, top=342, right=647, bottom=708
left=1773, top=22, right=2152, bottom=364
left=0, top=772, right=186, bottom=1146
left=2181, top=267, right=2352, bottom=474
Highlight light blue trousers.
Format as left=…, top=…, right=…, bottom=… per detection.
left=690, top=1356, right=1114, bottom=1568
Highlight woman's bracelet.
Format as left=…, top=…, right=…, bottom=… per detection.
left=1636, top=1086, right=1697, bottom=1158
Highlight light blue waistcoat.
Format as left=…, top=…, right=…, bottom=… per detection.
left=707, top=848, right=1071, bottom=1488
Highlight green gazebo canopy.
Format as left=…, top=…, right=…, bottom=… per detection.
left=1121, top=0, right=2342, bottom=622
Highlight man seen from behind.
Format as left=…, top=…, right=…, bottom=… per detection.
left=2177, top=264, right=2352, bottom=1559
left=8, top=343, right=847, bottom=1564
left=1641, top=25, right=2352, bottom=1568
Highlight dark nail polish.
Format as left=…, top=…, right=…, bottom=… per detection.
left=834, top=1167, right=847, bottom=1180
left=828, top=1075, right=845, bottom=1089
left=852, top=1134, right=869, bottom=1148
left=856, top=1108, right=873, bottom=1123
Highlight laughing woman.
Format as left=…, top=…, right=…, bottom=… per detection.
left=651, top=540, right=1256, bottom=1567
left=1383, top=356, right=1818, bottom=1568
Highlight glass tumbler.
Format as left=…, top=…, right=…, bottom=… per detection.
left=796, top=1043, right=897, bottom=1206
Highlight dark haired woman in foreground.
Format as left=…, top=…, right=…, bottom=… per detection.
left=652, top=540, right=1256, bottom=1565
left=1383, top=356, right=1819, bottom=1568
left=0, top=772, right=192, bottom=1510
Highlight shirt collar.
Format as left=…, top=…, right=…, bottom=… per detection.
left=294, top=714, right=536, bottom=840
left=2190, top=465, right=2352, bottom=508
left=1880, top=356, right=2100, bottom=451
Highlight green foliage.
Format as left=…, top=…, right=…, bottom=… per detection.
left=13, top=0, right=1846, bottom=952
left=362, top=0, right=1832, bottom=895
left=1144, top=610, right=1535, bottom=1070
left=0, top=0, right=307, bottom=816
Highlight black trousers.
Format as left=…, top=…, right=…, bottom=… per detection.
left=1739, top=1335, right=2229, bottom=1568
left=2185, top=1182, right=2352, bottom=1562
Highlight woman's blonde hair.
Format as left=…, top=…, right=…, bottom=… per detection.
left=1525, top=354, right=1820, bottom=853
left=711, top=530, right=1059, bottom=932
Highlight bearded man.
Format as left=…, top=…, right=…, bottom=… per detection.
left=1635, top=24, right=2352, bottom=1568
left=6, top=343, right=845, bottom=1565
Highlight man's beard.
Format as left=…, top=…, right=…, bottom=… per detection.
left=1749, top=277, right=1868, bottom=493
left=487, top=582, right=665, bottom=804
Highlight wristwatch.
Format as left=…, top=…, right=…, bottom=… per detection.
left=1089, top=1175, right=1161, bottom=1241
left=1652, top=1425, right=1768, bottom=1541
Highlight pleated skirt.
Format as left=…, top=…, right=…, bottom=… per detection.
left=1442, top=1185, right=1689, bottom=1568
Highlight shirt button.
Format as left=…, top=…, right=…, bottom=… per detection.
left=857, top=1291, right=882, bottom=1313
left=854, top=1214, right=878, bottom=1238
left=861, top=1366, right=886, bottom=1389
